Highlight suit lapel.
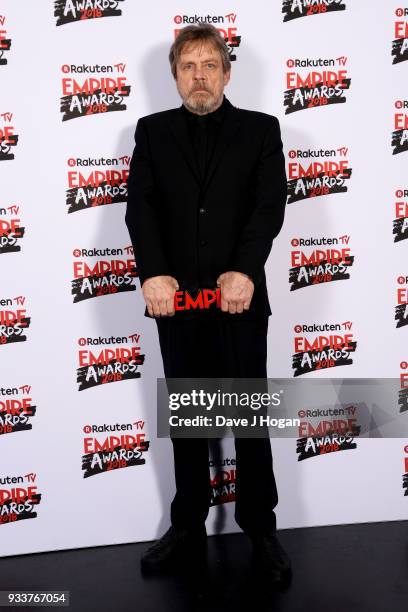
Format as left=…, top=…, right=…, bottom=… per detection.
left=168, top=110, right=201, bottom=185
left=167, top=98, right=242, bottom=193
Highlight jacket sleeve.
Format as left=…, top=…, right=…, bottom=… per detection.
left=229, top=116, right=287, bottom=288
left=125, top=118, right=171, bottom=287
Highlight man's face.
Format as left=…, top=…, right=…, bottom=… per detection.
left=175, top=41, right=231, bottom=115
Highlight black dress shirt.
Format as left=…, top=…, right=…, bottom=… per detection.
left=181, top=94, right=227, bottom=183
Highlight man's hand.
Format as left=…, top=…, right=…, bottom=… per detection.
left=142, top=275, right=179, bottom=317
left=216, top=271, right=254, bottom=314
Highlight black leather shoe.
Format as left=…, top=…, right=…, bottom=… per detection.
left=249, top=533, right=292, bottom=589
left=140, top=525, right=207, bottom=573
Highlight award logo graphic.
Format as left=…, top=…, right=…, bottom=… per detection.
left=54, top=0, right=125, bottom=26
left=285, top=56, right=351, bottom=114
left=287, top=146, right=352, bottom=203
left=0, top=204, right=25, bottom=253
left=60, top=63, right=131, bottom=121
left=76, top=333, right=145, bottom=390
left=82, top=420, right=150, bottom=478
left=296, top=403, right=360, bottom=461
left=0, top=472, right=42, bottom=525
left=289, top=234, right=354, bottom=290
left=292, top=320, right=357, bottom=376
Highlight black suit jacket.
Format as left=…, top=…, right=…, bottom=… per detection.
left=125, top=96, right=287, bottom=319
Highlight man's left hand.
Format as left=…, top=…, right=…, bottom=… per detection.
left=216, top=271, right=254, bottom=314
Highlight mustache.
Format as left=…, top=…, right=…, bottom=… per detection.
left=190, top=85, right=212, bottom=94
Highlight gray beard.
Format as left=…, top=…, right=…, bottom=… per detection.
left=183, top=92, right=221, bottom=115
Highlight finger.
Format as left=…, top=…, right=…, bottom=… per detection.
left=152, top=300, right=161, bottom=317
left=159, top=299, right=168, bottom=317
left=146, top=301, right=154, bottom=317
left=228, top=302, right=237, bottom=314
left=221, top=297, right=229, bottom=312
left=166, top=298, right=175, bottom=315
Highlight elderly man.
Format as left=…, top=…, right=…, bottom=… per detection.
left=125, top=23, right=291, bottom=587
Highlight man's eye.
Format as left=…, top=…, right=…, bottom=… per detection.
left=207, top=63, right=215, bottom=68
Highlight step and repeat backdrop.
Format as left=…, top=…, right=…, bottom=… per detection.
left=0, top=1, right=407, bottom=557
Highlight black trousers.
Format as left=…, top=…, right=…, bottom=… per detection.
left=155, top=314, right=278, bottom=536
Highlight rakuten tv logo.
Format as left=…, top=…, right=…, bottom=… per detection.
left=296, top=404, right=359, bottom=461
left=0, top=112, right=18, bottom=161
left=287, top=146, right=351, bottom=203
left=396, top=276, right=408, bottom=328
left=72, top=246, right=137, bottom=302
left=60, top=63, right=130, bottom=121
left=173, top=13, right=241, bottom=62
left=394, top=188, right=408, bottom=242
left=209, top=458, right=236, bottom=506
left=393, top=8, right=408, bottom=64
left=0, top=472, right=42, bottom=526
left=66, top=156, right=129, bottom=213
left=393, top=101, right=408, bottom=154
left=0, top=204, right=25, bottom=254
left=289, top=235, right=354, bottom=290
left=82, top=420, right=150, bottom=478
left=54, top=0, right=125, bottom=26
left=0, top=296, right=31, bottom=345
left=292, top=321, right=357, bottom=376
left=285, top=56, right=350, bottom=114
left=76, top=334, right=145, bottom=391
left=283, top=0, right=346, bottom=22
left=0, top=14, right=12, bottom=65
left=399, top=361, right=408, bottom=413
left=0, top=384, right=35, bottom=436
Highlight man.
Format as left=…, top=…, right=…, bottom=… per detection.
left=125, top=24, right=291, bottom=587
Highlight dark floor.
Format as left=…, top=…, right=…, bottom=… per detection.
left=0, top=521, right=407, bottom=612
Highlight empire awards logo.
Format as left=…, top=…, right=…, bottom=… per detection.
left=394, top=188, right=408, bottom=242
left=0, top=296, right=31, bottom=345
left=287, top=146, right=351, bottom=203
left=55, top=0, right=125, bottom=26
left=209, top=458, right=236, bottom=506
left=285, top=56, right=351, bottom=114
left=289, top=234, right=354, bottom=290
left=66, top=155, right=129, bottom=213
left=0, top=112, right=19, bottom=161
left=395, top=275, right=408, bottom=328
left=60, top=63, right=131, bottom=121
left=71, top=245, right=137, bottom=302
left=0, top=204, right=25, bottom=253
left=76, top=333, right=145, bottom=390
left=296, top=404, right=360, bottom=461
left=0, top=14, right=11, bottom=65
left=0, top=385, right=36, bottom=436
left=82, top=420, right=150, bottom=478
left=173, top=12, right=241, bottom=62
left=292, top=320, right=357, bottom=376
left=392, top=8, right=408, bottom=64
left=0, top=473, right=42, bottom=525
left=282, top=0, right=346, bottom=22
left=392, top=100, right=408, bottom=154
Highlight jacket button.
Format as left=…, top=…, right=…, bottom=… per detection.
left=199, top=207, right=206, bottom=214
left=200, top=240, right=207, bottom=247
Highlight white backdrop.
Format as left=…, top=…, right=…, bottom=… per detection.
left=0, top=0, right=407, bottom=557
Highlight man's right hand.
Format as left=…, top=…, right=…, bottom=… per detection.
left=142, top=275, right=179, bottom=317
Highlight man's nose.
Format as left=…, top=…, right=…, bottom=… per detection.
left=193, top=67, right=206, bottom=80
